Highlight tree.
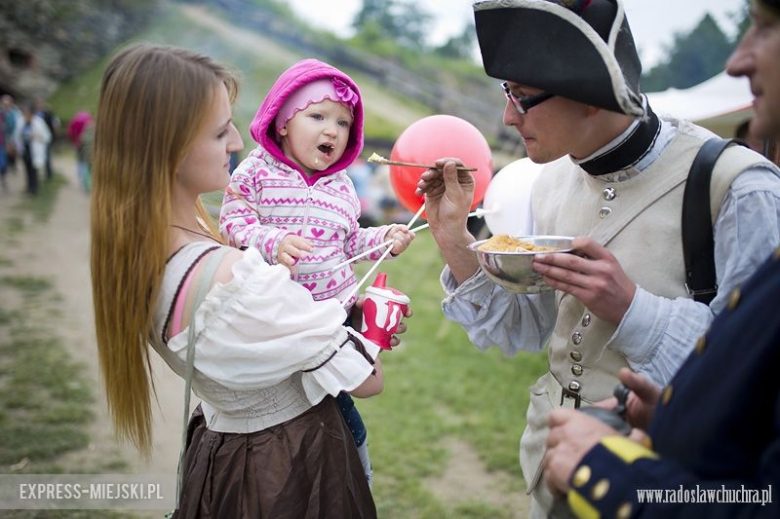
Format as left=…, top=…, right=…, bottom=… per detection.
left=352, top=0, right=432, bottom=51
left=435, top=21, right=476, bottom=60
left=642, top=13, right=733, bottom=92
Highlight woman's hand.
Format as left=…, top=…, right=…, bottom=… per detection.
left=350, top=295, right=413, bottom=349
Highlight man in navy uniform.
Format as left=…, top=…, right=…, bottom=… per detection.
left=543, top=1, right=780, bottom=516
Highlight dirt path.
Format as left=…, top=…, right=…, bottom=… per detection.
left=0, top=155, right=186, bottom=515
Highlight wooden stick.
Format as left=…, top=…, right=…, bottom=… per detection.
left=368, top=153, right=476, bottom=172
left=378, top=159, right=476, bottom=172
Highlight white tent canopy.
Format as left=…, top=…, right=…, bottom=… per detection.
left=646, top=72, right=754, bottom=137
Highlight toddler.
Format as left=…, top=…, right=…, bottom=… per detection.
left=220, top=59, right=414, bottom=487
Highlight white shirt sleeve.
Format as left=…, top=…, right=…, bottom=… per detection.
left=440, top=266, right=557, bottom=357
left=607, top=165, right=780, bottom=385
left=166, top=248, right=379, bottom=403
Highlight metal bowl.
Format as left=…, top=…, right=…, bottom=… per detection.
left=468, top=235, right=575, bottom=294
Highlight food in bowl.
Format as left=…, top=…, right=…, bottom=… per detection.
left=467, top=235, right=574, bottom=293
left=477, top=234, right=560, bottom=253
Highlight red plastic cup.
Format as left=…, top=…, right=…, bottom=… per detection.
left=360, top=273, right=410, bottom=350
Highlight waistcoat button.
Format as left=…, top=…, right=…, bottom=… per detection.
left=581, top=314, right=591, bottom=327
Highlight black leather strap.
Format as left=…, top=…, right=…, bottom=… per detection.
left=682, top=138, right=748, bottom=304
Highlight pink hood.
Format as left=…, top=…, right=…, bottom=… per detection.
left=249, top=59, right=364, bottom=185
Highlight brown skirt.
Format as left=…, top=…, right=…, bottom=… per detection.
left=173, top=396, right=377, bottom=519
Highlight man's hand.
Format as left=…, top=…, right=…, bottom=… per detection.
left=544, top=408, right=622, bottom=496
left=277, top=235, right=313, bottom=273
left=617, top=368, right=661, bottom=430
left=415, top=158, right=475, bottom=233
left=414, top=159, right=481, bottom=284
left=532, top=237, right=636, bottom=325
left=385, top=225, right=415, bottom=256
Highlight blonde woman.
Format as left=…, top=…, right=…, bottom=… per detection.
left=91, top=43, right=393, bottom=517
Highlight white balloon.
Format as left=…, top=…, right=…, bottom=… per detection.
left=483, top=158, right=543, bottom=236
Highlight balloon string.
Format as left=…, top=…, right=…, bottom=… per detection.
left=343, top=204, right=426, bottom=307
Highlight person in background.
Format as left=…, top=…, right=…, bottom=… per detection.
left=67, top=111, right=94, bottom=193
left=0, top=108, right=6, bottom=192
left=34, top=97, right=59, bottom=180
left=416, top=0, right=780, bottom=515
left=1, top=95, right=20, bottom=174
left=14, top=104, right=50, bottom=195
left=219, top=58, right=414, bottom=488
left=91, top=43, right=400, bottom=517
left=543, top=4, right=780, bottom=516
left=347, top=156, right=375, bottom=226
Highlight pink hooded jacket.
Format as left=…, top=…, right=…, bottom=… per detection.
left=220, top=59, right=392, bottom=308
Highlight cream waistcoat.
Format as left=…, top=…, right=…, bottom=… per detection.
left=521, top=119, right=770, bottom=515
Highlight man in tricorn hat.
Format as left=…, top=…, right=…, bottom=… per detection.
left=416, top=0, right=780, bottom=515
left=541, top=1, right=780, bottom=516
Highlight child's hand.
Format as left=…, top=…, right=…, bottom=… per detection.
left=278, top=235, right=313, bottom=272
left=385, top=225, right=415, bottom=256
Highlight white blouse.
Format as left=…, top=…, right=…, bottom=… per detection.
left=152, top=242, right=380, bottom=433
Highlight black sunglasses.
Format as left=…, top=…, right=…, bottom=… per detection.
left=501, top=82, right=555, bottom=114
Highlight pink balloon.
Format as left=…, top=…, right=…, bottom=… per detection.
left=389, top=115, right=493, bottom=216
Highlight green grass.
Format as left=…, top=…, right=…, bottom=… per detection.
left=0, top=163, right=106, bottom=481
left=353, top=232, right=548, bottom=516
left=10, top=174, right=68, bottom=224
left=0, top=278, right=94, bottom=471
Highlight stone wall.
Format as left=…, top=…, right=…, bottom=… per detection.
left=0, top=0, right=159, bottom=101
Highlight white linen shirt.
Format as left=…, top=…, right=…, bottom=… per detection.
left=153, top=244, right=379, bottom=433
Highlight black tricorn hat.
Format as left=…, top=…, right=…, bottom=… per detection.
left=474, top=0, right=644, bottom=116
left=758, top=0, right=780, bottom=13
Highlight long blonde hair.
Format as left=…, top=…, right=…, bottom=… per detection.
left=91, top=43, right=238, bottom=454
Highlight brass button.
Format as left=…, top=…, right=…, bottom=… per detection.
left=572, top=332, right=583, bottom=345
left=572, top=465, right=591, bottom=488
left=662, top=385, right=673, bottom=405
left=728, top=288, right=741, bottom=310
left=591, top=478, right=610, bottom=500
left=695, top=336, right=706, bottom=354
left=599, top=207, right=612, bottom=218
left=581, top=314, right=591, bottom=327
left=572, top=364, right=584, bottom=376
left=616, top=502, right=633, bottom=519
left=602, top=187, right=616, bottom=201
left=570, top=351, right=583, bottom=362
